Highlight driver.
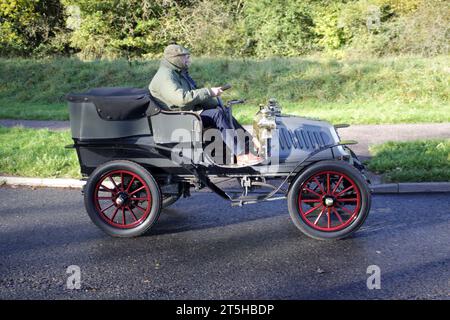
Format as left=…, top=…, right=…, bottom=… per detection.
left=149, top=44, right=262, bottom=166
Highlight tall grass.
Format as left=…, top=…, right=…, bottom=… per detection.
left=0, top=55, right=449, bottom=124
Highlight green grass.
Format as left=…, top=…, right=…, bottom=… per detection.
left=367, top=139, right=450, bottom=183
left=0, top=101, right=67, bottom=120
left=0, top=55, right=449, bottom=124
left=0, top=126, right=80, bottom=178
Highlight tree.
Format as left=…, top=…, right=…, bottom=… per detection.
left=242, top=0, right=317, bottom=57
left=0, top=0, right=67, bottom=56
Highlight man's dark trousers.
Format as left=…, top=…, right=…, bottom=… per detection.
left=180, top=70, right=248, bottom=155
left=200, top=106, right=247, bottom=155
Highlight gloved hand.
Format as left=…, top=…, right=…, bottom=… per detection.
left=210, top=87, right=224, bottom=97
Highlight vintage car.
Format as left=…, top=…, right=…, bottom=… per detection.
left=66, top=86, right=372, bottom=240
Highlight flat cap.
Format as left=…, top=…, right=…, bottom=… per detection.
left=164, top=44, right=190, bottom=58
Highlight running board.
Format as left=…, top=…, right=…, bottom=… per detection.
left=339, top=140, right=358, bottom=145
left=230, top=194, right=287, bottom=206
left=334, top=124, right=350, bottom=129
left=207, top=162, right=263, bottom=169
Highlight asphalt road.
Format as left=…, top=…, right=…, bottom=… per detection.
left=0, top=186, right=449, bottom=300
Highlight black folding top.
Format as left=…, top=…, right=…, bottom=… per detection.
left=66, top=87, right=161, bottom=121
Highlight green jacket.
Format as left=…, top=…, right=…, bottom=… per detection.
left=149, top=59, right=219, bottom=111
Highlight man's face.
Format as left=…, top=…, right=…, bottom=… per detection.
left=182, top=54, right=191, bottom=68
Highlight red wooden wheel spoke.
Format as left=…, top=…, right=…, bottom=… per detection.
left=314, top=207, right=326, bottom=225
left=122, top=207, right=126, bottom=225
left=110, top=207, right=119, bottom=221
left=337, top=204, right=355, bottom=215
left=120, top=172, right=124, bottom=191
left=99, top=185, right=114, bottom=193
left=313, top=177, right=325, bottom=194
left=109, top=176, right=119, bottom=191
left=327, top=208, right=331, bottom=229
left=128, top=206, right=138, bottom=222
left=125, top=176, right=136, bottom=193
left=332, top=207, right=344, bottom=224
left=100, top=202, right=115, bottom=213
left=301, top=199, right=321, bottom=203
left=335, top=185, right=354, bottom=197
left=332, top=176, right=344, bottom=194
left=336, top=198, right=358, bottom=202
left=129, top=185, right=145, bottom=196
left=304, top=187, right=322, bottom=198
left=326, top=174, right=330, bottom=194
left=304, top=203, right=323, bottom=216
left=135, top=205, right=147, bottom=212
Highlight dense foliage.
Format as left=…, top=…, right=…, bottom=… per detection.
left=0, top=0, right=68, bottom=56
left=0, top=0, right=448, bottom=58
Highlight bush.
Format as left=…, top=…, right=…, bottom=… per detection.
left=242, top=0, right=317, bottom=57
left=313, top=2, right=349, bottom=51
left=174, top=0, right=245, bottom=57
left=0, top=0, right=448, bottom=58
left=65, top=0, right=163, bottom=59
left=336, top=0, right=449, bottom=57
left=0, top=0, right=68, bottom=56
left=389, top=0, right=449, bottom=56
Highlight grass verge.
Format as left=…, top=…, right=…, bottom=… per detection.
left=367, top=139, right=450, bottom=183
left=0, top=127, right=80, bottom=178
left=1, top=55, right=449, bottom=124
left=0, top=101, right=67, bottom=121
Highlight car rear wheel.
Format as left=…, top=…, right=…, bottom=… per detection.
left=287, top=160, right=371, bottom=240
left=84, top=160, right=161, bottom=237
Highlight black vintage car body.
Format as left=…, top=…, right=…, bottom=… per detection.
left=67, top=87, right=372, bottom=240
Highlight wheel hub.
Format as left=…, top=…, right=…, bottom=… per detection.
left=115, top=192, right=129, bottom=206
left=297, top=170, right=363, bottom=233
left=323, top=196, right=335, bottom=207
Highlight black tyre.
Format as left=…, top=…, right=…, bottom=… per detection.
left=287, top=160, right=371, bottom=240
left=84, top=160, right=161, bottom=237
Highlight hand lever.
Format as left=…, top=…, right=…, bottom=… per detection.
left=220, top=84, right=232, bottom=91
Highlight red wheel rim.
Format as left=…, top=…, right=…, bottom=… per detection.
left=297, top=170, right=361, bottom=232
left=94, top=170, right=152, bottom=229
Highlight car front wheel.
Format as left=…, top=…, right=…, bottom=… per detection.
left=287, top=160, right=371, bottom=240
